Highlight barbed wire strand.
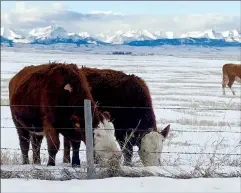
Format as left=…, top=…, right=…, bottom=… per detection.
left=1, top=104, right=240, bottom=111
left=1, top=147, right=240, bottom=156
left=1, top=125, right=240, bottom=133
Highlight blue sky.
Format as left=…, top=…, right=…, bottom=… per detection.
left=1, top=1, right=240, bottom=16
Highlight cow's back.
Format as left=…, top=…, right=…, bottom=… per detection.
left=222, top=63, right=241, bottom=78
left=9, top=64, right=53, bottom=104
left=9, top=64, right=54, bottom=125
left=80, top=67, right=157, bottom=140
left=9, top=65, right=41, bottom=99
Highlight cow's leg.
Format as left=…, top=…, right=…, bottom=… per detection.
left=31, top=134, right=43, bottom=164
left=222, top=75, right=229, bottom=95
left=63, top=137, right=71, bottom=163
left=228, top=76, right=235, bottom=95
left=120, top=139, right=134, bottom=166
left=222, top=83, right=226, bottom=95
left=43, top=122, right=60, bottom=166
left=71, top=141, right=81, bottom=167
left=17, top=128, right=30, bottom=164
left=46, top=131, right=60, bottom=166
left=94, top=151, right=99, bottom=164
left=13, top=116, right=30, bottom=164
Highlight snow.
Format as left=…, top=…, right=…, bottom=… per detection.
left=105, top=30, right=158, bottom=44
left=1, top=46, right=240, bottom=191
left=1, top=27, right=24, bottom=40
left=163, top=31, right=174, bottom=39
left=28, top=25, right=68, bottom=40
left=1, top=177, right=240, bottom=192
left=181, top=29, right=222, bottom=39
left=1, top=25, right=241, bottom=43
left=79, top=32, right=90, bottom=38
left=222, top=29, right=240, bottom=38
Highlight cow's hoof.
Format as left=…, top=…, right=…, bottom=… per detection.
left=63, top=158, right=71, bottom=164
left=47, top=162, right=55, bottom=166
left=72, top=157, right=80, bottom=167
left=33, top=160, right=41, bottom=165
left=72, top=164, right=81, bottom=168
left=22, top=158, right=30, bottom=165
left=123, top=161, right=133, bottom=167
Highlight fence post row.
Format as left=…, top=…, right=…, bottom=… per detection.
left=84, top=99, right=95, bottom=179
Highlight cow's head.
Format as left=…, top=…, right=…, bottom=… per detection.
left=64, top=83, right=121, bottom=166
left=138, top=124, right=170, bottom=166
left=70, top=110, right=121, bottom=167
left=93, top=111, right=122, bottom=167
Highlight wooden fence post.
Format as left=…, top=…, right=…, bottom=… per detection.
left=84, top=99, right=95, bottom=179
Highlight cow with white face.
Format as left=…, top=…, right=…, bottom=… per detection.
left=93, top=118, right=122, bottom=167
left=138, top=125, right=170, bottom=166
left=70, top=111, right=122, bottom=167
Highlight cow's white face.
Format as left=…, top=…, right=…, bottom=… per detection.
left=138, top=125, right=170, bottom=166
left=94, top=119, right=122, bottom=167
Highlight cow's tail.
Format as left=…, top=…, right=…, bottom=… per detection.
left=222, top=64, right=229, bottom=88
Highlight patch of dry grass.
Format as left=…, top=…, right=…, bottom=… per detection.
left=0, top=150, right=48, bottom=165
left=1, top=150, right=22, bottom=165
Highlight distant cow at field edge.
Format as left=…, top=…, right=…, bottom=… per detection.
left=222, top=63, right=241, bottom=95
left=64, top=67, right=170, bottom=166
left=9, top=63, right=121, bottom=167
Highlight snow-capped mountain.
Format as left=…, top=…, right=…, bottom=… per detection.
left=68, top=32, right=90, bottom=40
left=94, top=32, right=111, bottom=42
left=221, top=29, right=241, bottom=42
left=1, top=27, right=23, bottom=39
left=1, top=25, right=241, bottom=47
left=106, top=30, right=157, bottom=44
left=78, top=32, right=90, bottom=38
left=26, top=26, right=103, bottom=45
left=1, top=27, right=31, bottom=43
left=154, top=31, right=175, bottom=39
left=181, top=29, right=223, bottom=39
left=28, top=25, right=68, bottom=40
left=181, top=29, right=241, bottom=43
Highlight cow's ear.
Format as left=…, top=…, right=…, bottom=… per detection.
left=103, top=111, right=111, bottom=120
left=71, top=115, right=81, bottom=122
left=64, top=83, right=73, bottom=92
left=161, top=124, right=170, bottom=138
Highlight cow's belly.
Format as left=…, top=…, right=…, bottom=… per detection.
left=235, top=76, right=241, bottom=83
left=15, top=112, right=44, bottom=134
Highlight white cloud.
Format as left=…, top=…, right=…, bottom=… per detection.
left=52, top=2, right=66, bottom=11
left=89, top=10, right=122, bottom=15
left=1, top=3, right=240, bottom=36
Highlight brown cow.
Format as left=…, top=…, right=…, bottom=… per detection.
left=64, top=67, right=170, bottom=166
left=222, top=63, right=241, bottom=95
left=9, top=63, right=121, bottom=167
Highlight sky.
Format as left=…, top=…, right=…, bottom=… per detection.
left=1, top=1, right=240, bottom=35
left=1, top=1, right=240, bottom=16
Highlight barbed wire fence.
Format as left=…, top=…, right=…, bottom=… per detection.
left=1, top=100, right=241, bottom=180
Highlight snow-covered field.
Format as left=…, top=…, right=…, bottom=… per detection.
left=2, top=177, right=240, bottom=193
left=1, top=47, right=240, bottom=192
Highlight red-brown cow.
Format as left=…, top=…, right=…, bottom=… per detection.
left=64, top=67, right=170, bottom=166
left=222, top=63, right=241, bottom=95
left=9, top=63, right=121, bottom=167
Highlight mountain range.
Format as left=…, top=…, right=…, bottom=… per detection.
left=1, top=25, right=241, bottom=47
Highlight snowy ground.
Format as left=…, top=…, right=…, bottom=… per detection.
left=2, top=177, right=240, bottom=193
left=1, top=46, right=240, bottom=192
